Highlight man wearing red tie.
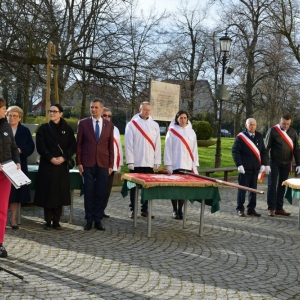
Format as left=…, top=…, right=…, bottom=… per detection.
left=76, top=100, right=114, bottom=231
left=265, top=114, right=300, bottom=216
left=232, top=118, right=269, bottom=217
left=102, top=107, right=123, bottom=218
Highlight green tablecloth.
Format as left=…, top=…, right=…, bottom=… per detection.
left=121, top=180, right=221, bottom=213
left=28, top=167, right=83, bottom=191
left=284, top=187, right=300, bottom=205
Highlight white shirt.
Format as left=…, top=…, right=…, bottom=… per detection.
left=113, top=126, right=123, bottom=171
left=125, top=115, right=161, bottom=167
left=164, top=124, right=199, bottom=171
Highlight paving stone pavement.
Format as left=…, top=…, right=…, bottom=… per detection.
left=1, top=180, right=300, bottom=299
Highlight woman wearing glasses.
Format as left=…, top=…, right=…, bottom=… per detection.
left=6, top=106, right=35, bottom=229
left=34, top=104, right=76, bottom=230
left=102, top=108, right=123, bottom=217
left=0, top=98, right=21, bottom=257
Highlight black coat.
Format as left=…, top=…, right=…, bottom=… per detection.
left=34, top=119, right=76, bottom=208
left=265, top=126, right=300, bottom=165
left=0, top=119, right=20, bottom=164
left=9, top=123, right=35, bottom=203
left=232, top=130, right=269, bottom=173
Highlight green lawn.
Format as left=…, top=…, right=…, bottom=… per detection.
left=120, top=136, right=237, bottom=178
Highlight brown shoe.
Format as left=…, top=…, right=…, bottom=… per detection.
left=247, top=209, right=261, bottom=217
left=141, top=211, right=154, bottom=219
left=237, top=210, right=245, bottom=217
left=275, top=209, right=291, bottom=216
left=268, top=210, right=275, bottom=217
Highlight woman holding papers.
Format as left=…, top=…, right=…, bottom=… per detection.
left=7, top=106, right=35, bottom=229
left=0, top=98, right=20, bottom=257
left=164, top=110, right=199, bottom=220
left=34, top=104, right=76, bottom=230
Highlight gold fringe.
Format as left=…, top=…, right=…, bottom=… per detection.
left=122, top=174, right=218, bottom=188
left=282, top=178, right=300, bottom=189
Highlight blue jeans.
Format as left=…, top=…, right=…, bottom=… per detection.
left=267, top=161, right=290, bottom=210
left=236, top=173, right=257, bottom=211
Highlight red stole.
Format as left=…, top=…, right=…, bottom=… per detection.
left=113, top=138, right=120, bottom=168
left=169, top=127, right=197, bottom=173
left=132, top=120, right=155, bottom=151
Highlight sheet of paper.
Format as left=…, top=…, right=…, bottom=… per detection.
left=1, top=160, right=31, bottom=188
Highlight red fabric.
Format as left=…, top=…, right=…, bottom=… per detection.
left=124, top=173, right=213, bottom=184
left=0, top=172, right=11, bottom=243
left=113, top=137, right=120, bottom=168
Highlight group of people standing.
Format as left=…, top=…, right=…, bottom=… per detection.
left=0, top=95, right=298, bottom=258
left=232, top=114, right=300, bottom=217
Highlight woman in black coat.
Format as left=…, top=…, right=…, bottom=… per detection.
left=7, top=106, right=35, bottom=229
left=34, top=104, right=76, bottom=230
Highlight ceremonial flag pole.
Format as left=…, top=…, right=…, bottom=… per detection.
left=179, top=171, right=265, bottom=194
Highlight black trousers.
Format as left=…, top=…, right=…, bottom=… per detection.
left=104, top=171, right=115, bottom=210
left=129, top=167, right=154, bottom=212
left=44, top=206, right=62, bottom=223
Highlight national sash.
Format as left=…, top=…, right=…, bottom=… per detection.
left=132, top=120, right=155, bottom=151
left=237, top=133, right=261, bottom=164
left=169, top=128, right=197, bottom=173
left=273, top=124, right=294, bottom=152
left=114, top=137, right=121, bottom=168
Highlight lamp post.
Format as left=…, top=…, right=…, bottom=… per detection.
left=214, top=31, right=232, bottom=168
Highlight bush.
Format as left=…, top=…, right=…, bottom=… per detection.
left=191, top=120, right=213, bottom=140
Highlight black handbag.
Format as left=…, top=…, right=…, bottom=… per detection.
left=57, top=144, right=75, bottom=169
left=67, top=156, right=75, bottom=169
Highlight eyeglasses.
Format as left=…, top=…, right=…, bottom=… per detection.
left=7, top=114, right=20, bottom=119
left=48, top=110, right=60, bottom=114
left=103, top=114, right=112, bottom=118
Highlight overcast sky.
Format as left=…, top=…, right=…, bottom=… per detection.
left=137, top=0, right=219, bottom=27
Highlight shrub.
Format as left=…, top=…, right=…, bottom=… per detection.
left=191, top=120, right=213, bottom=140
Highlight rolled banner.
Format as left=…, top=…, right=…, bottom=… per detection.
left=257, top=172, right=264, bottom=183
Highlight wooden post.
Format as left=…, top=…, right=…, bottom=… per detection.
left=46, top=42, right=59, bottom=122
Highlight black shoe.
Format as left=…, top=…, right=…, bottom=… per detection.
left=172, top=211, right=178, bottom=219
left=237, top=211, right=245, bottom=217
left=103, top=212, right=110, bottom=218
left=43, top=222, right=51, bottom=230
left=9, top=220, right=19, bottom=230
left=94, top=221, right=105, bottom=231
left=0, top=245, right=8, bottom=258
left=84, top=222, right=93, bottom=231
left=52, top=221, right=62, bottom=230
left=178, top=212, right=183, bottom=220
left=247, top=209, right=261, bottom=217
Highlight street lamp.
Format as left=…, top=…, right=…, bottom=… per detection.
left=215, top=31, right=232, bottom=168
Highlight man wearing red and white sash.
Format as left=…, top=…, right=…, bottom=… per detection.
left=232, top=118, right=269, bottom=217
left=102, top=108, right=123, bottom=218
left=125, top=102, right=161, bottom=218
left=265, top=114, right=300, bottom=216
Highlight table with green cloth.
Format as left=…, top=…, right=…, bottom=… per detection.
left=121, top=173, right=221, bottom=237
left=27, top=165, right=83, bottom=224
left=283, top=178, right=300, bottom=229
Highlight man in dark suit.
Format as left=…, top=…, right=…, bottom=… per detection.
left=232, top=118, right=269, bottom=217
left=76, top=99, right=114, bottom=231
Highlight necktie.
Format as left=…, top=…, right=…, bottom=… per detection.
left=95, top=120, right=100, bottom=141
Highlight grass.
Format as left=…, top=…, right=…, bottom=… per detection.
left=120, top=135, right=237, bottom=178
